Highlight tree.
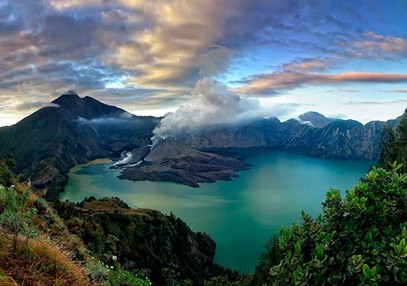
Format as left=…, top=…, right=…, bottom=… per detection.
left=252, top=234, right=282, bottom=285
left=379, top=109, right=407, bottom=173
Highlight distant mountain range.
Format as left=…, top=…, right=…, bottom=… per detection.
left=0, top=92, right=401, bottom=200
left=181, top=112, right=395, bottom=160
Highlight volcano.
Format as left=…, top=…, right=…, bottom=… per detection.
left=112, top=139, right=250, bottom=187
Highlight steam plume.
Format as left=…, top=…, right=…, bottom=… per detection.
left=151, top=77, right=262, bottom=144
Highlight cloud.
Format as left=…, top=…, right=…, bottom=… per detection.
left=339, top=89, right=360, bottom=93
left=14, top=101, right=59, bottom=111
left=152, top=77, right=264, bottom=142
left=197, top=46, right=234, bottom=76
left=388, top=89, right=407, bottom=93
left=235, top=71, right=407, bottom=96
left=340, top=32, right=407, bottom=59
left=281, top=58, right=335, bottom=73
left=346, top=99, right=407, bottom=105
left=1, top=1, right=407, bottom=126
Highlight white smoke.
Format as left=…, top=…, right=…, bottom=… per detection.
left=152, top=77, right=263, bottom=144
left=112, top=151, right=133, bottom=167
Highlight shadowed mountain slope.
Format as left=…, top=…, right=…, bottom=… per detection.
left=0, top=91, right=158, bottom=200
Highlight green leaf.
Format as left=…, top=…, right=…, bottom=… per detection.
left=363, top=264, right=377, bottom=279
left=295, top=241, right=301, bottom=253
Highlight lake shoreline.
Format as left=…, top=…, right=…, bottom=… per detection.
left=61, top=148, right=372, bottom=272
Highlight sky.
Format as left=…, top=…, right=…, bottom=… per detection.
left=1, top=0, right=407, bottom=127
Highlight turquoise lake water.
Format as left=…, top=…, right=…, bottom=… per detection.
left=60, top=148, right=372, bottom=272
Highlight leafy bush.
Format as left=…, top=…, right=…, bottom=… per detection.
left=257, top=164, right=407, bottom=285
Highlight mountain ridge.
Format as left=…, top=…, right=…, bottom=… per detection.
left=0, top=92, right=401, bottom=199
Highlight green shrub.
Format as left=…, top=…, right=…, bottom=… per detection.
left=86, top=258, right=152, bottom=286
left=259, top=164, right=407, bottom=285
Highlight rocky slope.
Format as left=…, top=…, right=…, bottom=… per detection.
left=112, top=139, right=250, bottom=187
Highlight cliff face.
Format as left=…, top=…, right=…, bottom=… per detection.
left=181, top=120, right=270, bottom=148
left=53, top=197, right=232, bottom=285
left=280, top=120, right=384, bottom=160
left=180, top=114, right=390, bottom=160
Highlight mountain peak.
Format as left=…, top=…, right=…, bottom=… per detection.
left=52, top=91, right=81, bottom=106
left=299, top=111, right=325, bottom=118
left=51, top=92, right=127, bottom=120
left=298, top=111, right=336, bottom=128
left=63, top=90, right=78, bottom=96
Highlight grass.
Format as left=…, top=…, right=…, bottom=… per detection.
left=0, top=184, right=153, bottom=285
left=81, top=200, right=150, bottom=217
left=0, top=183, right=94, bottom=285
left=0, top=268, right=19, bottom=286
left=0, top=228, right=94, bottom=286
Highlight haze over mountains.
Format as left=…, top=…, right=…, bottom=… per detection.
left=0, top=92, right=399, bottom=200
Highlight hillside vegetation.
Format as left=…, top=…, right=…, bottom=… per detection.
left=0, top=159, right=243, bottom=285
left=0, top=160, right=152, bottom=286
left=53, top=196, right=243, bottom=285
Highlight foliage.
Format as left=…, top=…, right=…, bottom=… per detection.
left=0, top=158, right=15, bottom=187
left=86, top=258, right=151, bottom=286
left=252, top=234, right=282, bottom=285
left=204, top=275, right=241, bottom=286
left=378, top=109, right=407, bottom=173
left=257, top=165, right=407, bottom=285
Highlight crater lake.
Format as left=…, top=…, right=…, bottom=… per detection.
left=60, top=148, right=372, bottom=272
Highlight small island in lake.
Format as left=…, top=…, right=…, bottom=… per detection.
left=111, top=139, right=250, bottom=187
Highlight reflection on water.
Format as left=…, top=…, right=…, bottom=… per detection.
left=61, top=148, right=372, bottom=272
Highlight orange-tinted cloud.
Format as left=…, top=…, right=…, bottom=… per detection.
left=340, top=32, right=407, bottom=59
left=235, top=72, right=407, bottom=96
